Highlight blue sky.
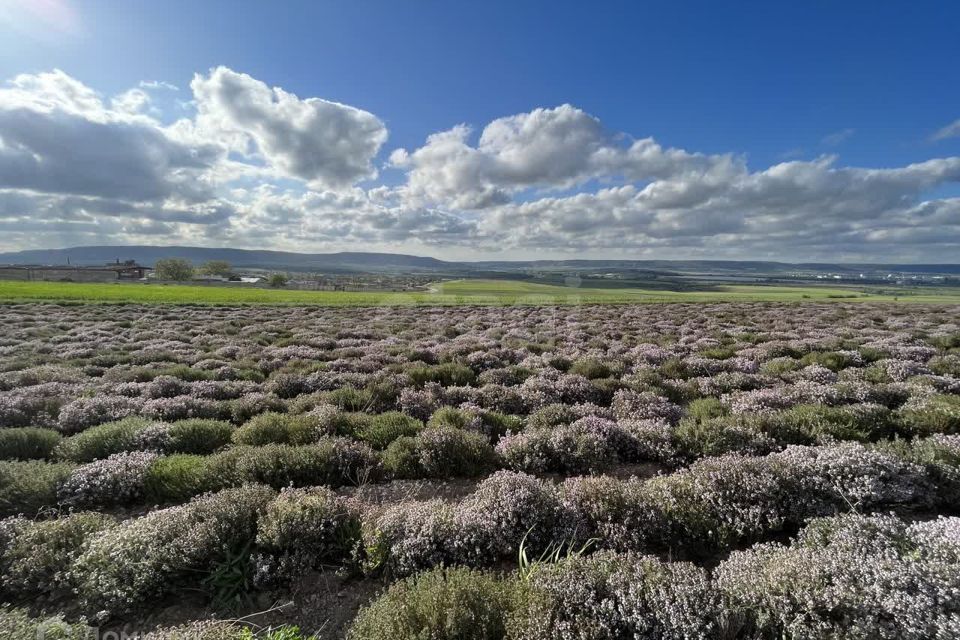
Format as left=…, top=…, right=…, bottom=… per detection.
left=0, top=0, right=959, bottom=261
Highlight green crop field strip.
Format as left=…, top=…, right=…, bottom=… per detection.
left=0, top=278, right=958, bottom=306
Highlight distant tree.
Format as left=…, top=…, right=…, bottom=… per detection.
left=154, top=258, right=194, bottom=281
left=268, top=273, right=290, bottom=288
left=199, top=260, right=233, bottom=277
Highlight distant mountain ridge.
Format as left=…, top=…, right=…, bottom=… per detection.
left=0, top=246, right=451, bottom=273
left=1, top=245, right=958, bottom=276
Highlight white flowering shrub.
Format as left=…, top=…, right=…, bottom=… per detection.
left=382, top=426, right=496, bottom=479
left=0, top=301, right=957, bottom=629
left=770, top=442, right=932, bottom=518
left=254, top=486, right=361, bottom=585
left=55, top=396, right=142, bottom=434
left=71, top=484, right=275, bottom=617
left=58, top=450, right=159, bottom=507
left=496, top=424, right=616, bottom=474
left=612, top=390, right=683, bottom=424
left=560, top=476, right=666, bottom=552
left=643, top=453, right=790, bottom=550
left=512, top=551, right=720, bottom=640
left=1, top=511, right=114, bottom=597
left=363, top=499, right=459, bottom=576
left=455, top=471, right=570, bottom=565
left=716, top=513, right=960, bottom=640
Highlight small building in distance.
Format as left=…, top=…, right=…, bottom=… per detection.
left=0, top=260, right=151, bottom=282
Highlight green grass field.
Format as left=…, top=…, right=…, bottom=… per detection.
left=0, top=278, right=958, bottom=306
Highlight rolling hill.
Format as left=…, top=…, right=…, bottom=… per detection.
left=0, top=245, right=958, bottom=277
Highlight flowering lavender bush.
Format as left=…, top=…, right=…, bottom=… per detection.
left=716, top=513, right=960, bottom=639
left=71, top=484, right=275, bottom=617
left=363, top=499, right=460, bottom=577
left=455, top=471, right=570, bottom=565
left=56, top=396, right=142, bottom=434
left=612, top=390, right=683, bottom=424
left=254, top=486, right=361, bottom=585
left=496, top=424, right=617, bottom=474
left=1, top=511, right=115, bottom=597
left=58, top=451, right=159, bottom=507
left=0, top=301, right=957, bottom=630
left=561, top=475, right=666, bottom=552
left=382, top=427, right=496, bottom=479
left=512, top=552, right=720, bottom=640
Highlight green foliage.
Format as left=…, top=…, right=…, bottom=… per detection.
left=357, top=411, right=423, bottom=449
left=684, top=397, right=729, bottom=423
left=480, top=411, right=523, bottom=441
left=199, top=260, right=233, bottom=277
left=3, top=278, right=957, bottom=305
left=268, top=273, right=290, bottom=288
left=382, top=427, right=497, bottom=479
left=408, top=362, right=477, bottom=387
left=203, top=537, right=256, bottom=612
left=0, top=607, right=94, bottom=640
left=516, top=528, right=597, bottom=581
left=526, top=404, right=576, bottom=430
left=569, top=358, right=614, bottom=379
left=799, top=351, right=856, bottom=372
left=363, top=379, right=402, bottom=412
left=324, top=385, right=373, bottom=412
left=0, top=427, right=61, bottom=460
left=659, top=357, right=692, bottom=380
left=928, top=355, right=960, bottom=377
left=1, top=511, right=115, bottom=596
left=208, top=440, right=379, bottom=489
left=857, top=346, right=889, bottom=363
left=775, top=403, right=896, bottom=442
left=154, top=258, right=195, bottom=281
left=0, top=460, right=75, bottom=516
left=233, top=412, right=320, bottom=446
left=167, top=419, right=234, bottom=454
left=928, top=333, right=960, bottom=350
left=347, top=567, right=518, bottom=640
left=427, top=406, right=477, bottom=430
left=760, top=357, right=800, bottom=376
left=674, top=416, right=769, bottom=458
left=144, top=454, right=215, bottom=502
left=898, top=394, right=960, bottom=436
left=54, top=417, right=152, bottom=462
left=700, top=345, right=737, bottom=360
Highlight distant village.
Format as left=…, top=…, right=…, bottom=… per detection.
left=0, top=259, right=434, bottom=292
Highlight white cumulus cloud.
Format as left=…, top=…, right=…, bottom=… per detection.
left=190, top=66, right=387, bottom=189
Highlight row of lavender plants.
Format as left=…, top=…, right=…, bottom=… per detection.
left=0, top=301, right=957, bottom=635
left=346, top=511, right=960, bottom=640
left=2, top=387, right=958, bottom=516
left=5, top=511, right=956, bottom=639
left=2, top=303, right=958, bottom=438
left=1, top=435, right=956, bottom=621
